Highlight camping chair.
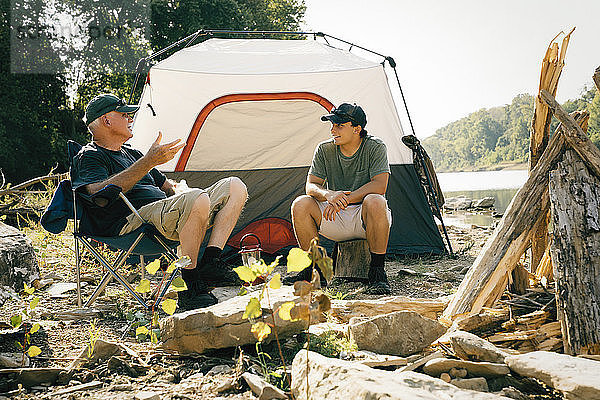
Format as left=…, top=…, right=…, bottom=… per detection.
left=41, top=140, right=181, bottom=310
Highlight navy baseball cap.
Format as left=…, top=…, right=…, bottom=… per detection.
left=84, top=94, right=139, bottom=124
left=321, top=103, right=367, bottom=128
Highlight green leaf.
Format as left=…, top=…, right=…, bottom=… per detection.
left=278, top=301, right=295, bottom=321
left=23, top=283, right=35, bottom=295
left=136, top=326, right=150, bottom=336
left=151, top=329, right=160, bottom=344
left=161, top=298, right=177, bottom=315
left=27, top=346, right=42, bottom=357
left=170, top=277, right=187, bottom=292
left=135, top=279, right=151, bottom=293
left=10, top=314, right=22, bottom=328
left=251, top=321, right=271, bottom=342
left=29, top=297, right=40, bottom=310
left=29, top=323, right=40, bottom=334
left=287, top=248, right=311, bottom=272
left=316, top=256, right=334, bottom=282
left=151, top=312, right=159, bottom=328
left=237, top=287, right=248, bottom=296
left=145, top=259, right=161, bottom=275
left=234, top=265, right=259, bottom=283
left=242, top=297, right=262, bottom=320
left=268, top=273, right=281, bottom=290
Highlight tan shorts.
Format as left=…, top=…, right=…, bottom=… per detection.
left=119, top=177, right=233, bottom=241
left=317, top=200, right=392, bottom=242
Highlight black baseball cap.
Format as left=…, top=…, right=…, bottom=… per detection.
left=84, top=93, right=139, bottom=124
left=321, top=103, right=367, bottom=128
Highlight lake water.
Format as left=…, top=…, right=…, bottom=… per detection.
left=436, top=170, right=529, bottom=228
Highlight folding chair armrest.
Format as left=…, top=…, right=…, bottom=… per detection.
left=81, top=184, right=123, bottom=208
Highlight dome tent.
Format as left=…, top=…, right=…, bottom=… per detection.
left=129, top=37, right=445, bottom=256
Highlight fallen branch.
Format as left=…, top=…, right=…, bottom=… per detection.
left=0, top=173, right=66, bottom=197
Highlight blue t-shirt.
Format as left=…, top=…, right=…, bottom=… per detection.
left=71, top=142, right=167, bottom=236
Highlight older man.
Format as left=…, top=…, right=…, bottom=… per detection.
left=72, top=93, right=247, bottom=310
left=285, top=103, right=392, bottom=294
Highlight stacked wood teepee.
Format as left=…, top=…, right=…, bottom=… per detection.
left=441, top=28, right=600, bottom=356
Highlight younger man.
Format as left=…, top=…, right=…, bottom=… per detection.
left=286, top=103, right=392, bottom=294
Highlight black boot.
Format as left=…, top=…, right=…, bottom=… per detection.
left=366, top=253, right=391, bottom=295
left=178, top=269, right=218, bottom=311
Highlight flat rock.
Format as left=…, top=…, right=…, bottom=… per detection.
left=292, top=350, right=509, bottom=399
left=160, top=286, right=308, bottom=354
left=0, top=367, right=64, bottom=388
left=0, top=353, right=29, bottom=368
left=451, top=377, right=489, bottom=392
left=449, top=330, right=509, bottom=363
left=332, top=296, right=448, bottom=322
left=47, top=282, right=86, bottom=298
left=349, top=310, right=446, bottom=356
left=0, top=222, right=39, bottom=304
left=473, top=197, right=495, bottom=208
left=350, top=350, right=407, bottom=368
left=242, top=372, right=287, bottom=399
left=505, top=351, right=600, bottom=400
left=423, top=358, right=510, bottom=378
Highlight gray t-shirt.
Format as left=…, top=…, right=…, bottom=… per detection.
left=308, top=135, right=390, bottom=192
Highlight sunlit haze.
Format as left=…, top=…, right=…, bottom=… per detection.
left=302, top=0, right=600, bottom=138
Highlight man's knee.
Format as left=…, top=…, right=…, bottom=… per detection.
left=291, top=195, right=318, bottom=216
left=191, top=192, right=211, bottom=220
left=363, top=194, right=388, bottom=220
left=228, top=177, right=248, bottom=202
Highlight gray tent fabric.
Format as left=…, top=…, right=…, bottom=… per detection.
left=168, top=163, right=445, bottom=256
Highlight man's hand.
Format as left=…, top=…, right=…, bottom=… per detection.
left=144, top=132, right=185, bottom=167
left=325, top=190, right=351, bottom=210
left=322, top=203, right=340, bottom=221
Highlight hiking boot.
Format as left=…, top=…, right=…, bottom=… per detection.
left=282, top=266, right=327, bottom=288
left=178, top=279, right=218, bottom=311
left=198, top=257, right=243, bottom=287
left=365, top=266, right=391, bottom=295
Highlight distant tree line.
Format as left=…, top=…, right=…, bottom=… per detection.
left=423, top=89, right=600, bottom=172
left=0, top=0, right=306, bottom=184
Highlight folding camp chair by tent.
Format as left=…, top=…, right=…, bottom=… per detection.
left=41, top=141, right=181, bottom=310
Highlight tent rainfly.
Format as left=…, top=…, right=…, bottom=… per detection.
left=129, top=38, right=445, bottom=256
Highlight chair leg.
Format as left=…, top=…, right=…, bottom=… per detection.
left=85, top=271, right=112, bottom=307
left=75, top=237, right=82, bottom=307
left=79, top=234, right=150, bottom=310
left=140, top=254, right=145, bottom=280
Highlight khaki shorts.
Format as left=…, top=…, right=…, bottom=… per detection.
left=119, top=177, right=233, bottom=241
left=317, top=200, right=392, bottom=242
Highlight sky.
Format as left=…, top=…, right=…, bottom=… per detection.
left=301, top=0, right=600, bottom=138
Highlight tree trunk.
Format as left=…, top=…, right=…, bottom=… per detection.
left=550, top=150, right=600, bottom=355
left=334, top=239, right=370, bottom=281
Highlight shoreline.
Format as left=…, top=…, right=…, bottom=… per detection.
left=436, top=162, right=528, bottom=173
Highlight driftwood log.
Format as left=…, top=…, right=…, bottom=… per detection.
left=549, top=150, right=600, bottom=355
left=528, top=31, right=573, bottom=272
left=441, top=108, right=588, bottom=322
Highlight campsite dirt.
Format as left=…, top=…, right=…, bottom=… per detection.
left=0, top=220, right=497, bottom=399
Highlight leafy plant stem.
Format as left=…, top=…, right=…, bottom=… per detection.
left=265, top=287, right=294, bottom=399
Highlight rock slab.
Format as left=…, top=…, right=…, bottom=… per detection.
left=292, top=350, right=510, bottom=399
left=0, top=222, right=39, bottom=304
left=161, top=286, right=308, bottom=354
left=449, top=330, right=509, bottom=363
left=423, top=358, right=510, bottom=378
left=505, top=351, right=600, bottom=400
left=349, top=310, right=446, bottom=356
left=332, top=295, right=448, bottom=322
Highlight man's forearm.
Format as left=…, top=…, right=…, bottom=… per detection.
left=86, top=157, right=154, bottom=195
left=347, top=180, right=387, bottom=204
left=306, top=182, right=330, bottom=202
